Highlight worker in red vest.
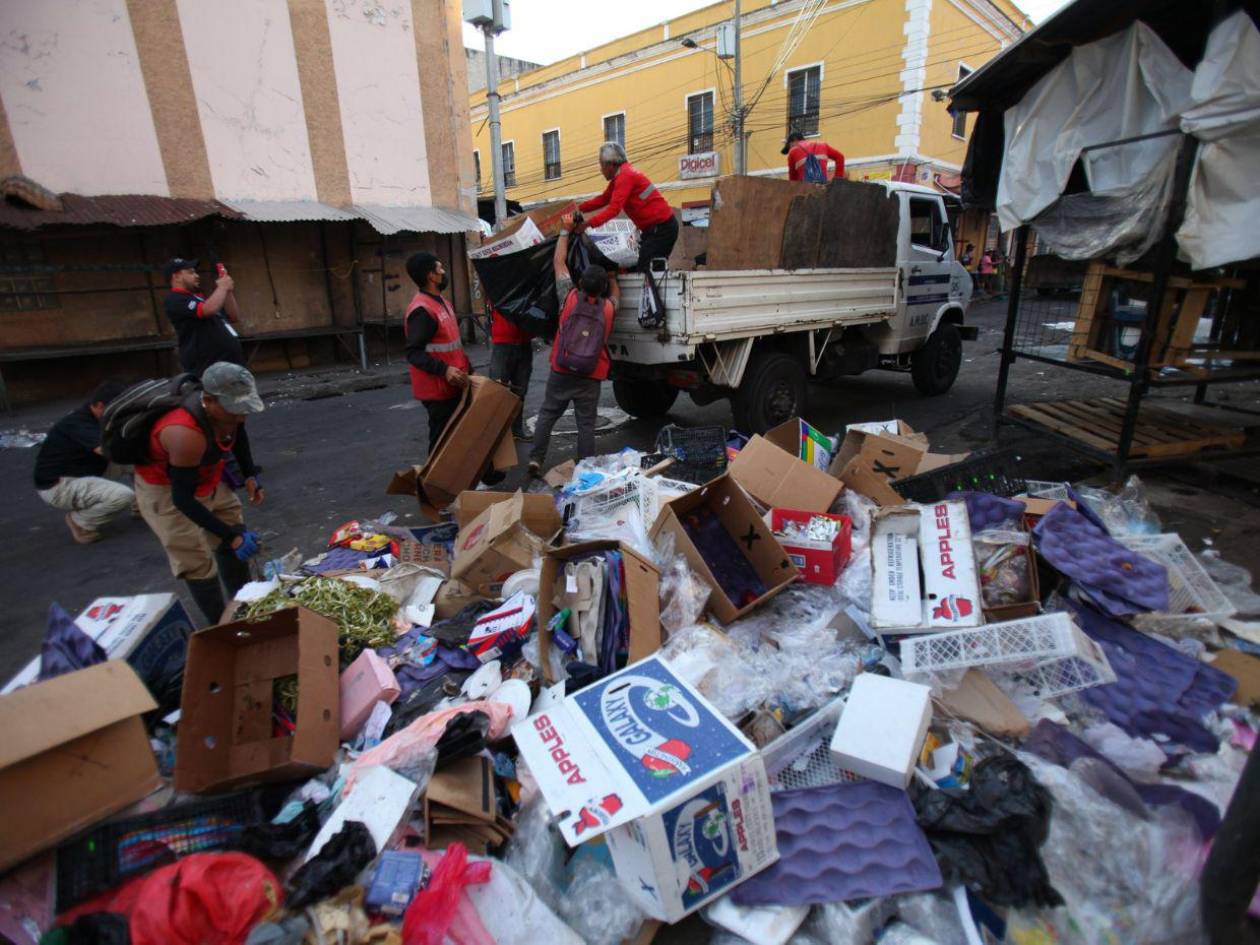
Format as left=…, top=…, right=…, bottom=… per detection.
left=572, top=142, right=678, bottom=270
left=782, top=132, right=845, bottom=183
left=489, top=305, right=533, bottom=439
left=404, top=252, right=472, bottom=455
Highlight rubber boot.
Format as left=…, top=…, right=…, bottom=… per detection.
left=185, top=577, right=226, bottom=627
left=214, top=548, right=252, bottom=601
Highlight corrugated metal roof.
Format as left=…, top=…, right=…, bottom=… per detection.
left=219, top=199, right=358, bottom=222
left=0, top=193, right=237, bottom=231
left=353, top=204, right=481, bottom=235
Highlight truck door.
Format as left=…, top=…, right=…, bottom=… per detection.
left=903, top=196, right=955, bottom=343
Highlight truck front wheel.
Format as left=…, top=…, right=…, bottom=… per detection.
left=911, top=322, right=962, bottom=396
left=732, top=352, right=807, bottom=434
left=612, top=379, right=679, bottom=419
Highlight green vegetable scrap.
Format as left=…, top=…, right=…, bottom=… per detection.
left=244, top=577, right=399, bottom=666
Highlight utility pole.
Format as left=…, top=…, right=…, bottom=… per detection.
left=732, top=0, right=745, bottom=175
left=483, top=25, right=508, bottom=227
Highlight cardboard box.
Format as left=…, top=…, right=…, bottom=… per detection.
left=2, top=594, right=194, bottom=708
left=729, top=435, right=844, bottom=514
left=451, top=490, right=562, bottom=535
left=452, top=493, right=556, bottom=590
left=494, top=200, right=578, bottom=240
left=650, top=475, right=800, bottom=625
left=512, top=655, right=779, bottom=923
left=0, top=662, right=160, bottom=872
left=769, top=509, right=852, bottom=585
left=765, top=418, right=838, bottom=472
left=869, top=501, right=983, bottom=634
left=830, top=428, right=930, bottom=506
left=829, top=673, right=932, bottom=789
left=975, top=533, right=1041, bottom=623
left=467, top=216, right=545, bottom=259
left=339, top=649, right=400, bottom=741
left=536, top=541, right=662, bottom=684
left=936, top=669, right=1030, bottom=738
left=175, top=606, right=340, bottom=794
left=387, top=377, right=521, bottom=518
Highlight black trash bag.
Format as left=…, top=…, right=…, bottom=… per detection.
left=435, top=710, right=491, bottom=767
left=237, top=801, right=321, bottom=862
left=283, top=820, right=376, bottom=911
left=64, top=913, right=130, bottom=945
left=472, top=238, right=561, bottom=340
left=913, top=754, right=1063, bottom=909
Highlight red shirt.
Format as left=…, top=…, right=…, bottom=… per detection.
left=549, top=288, right=616, bottom=381
left=490, top=308, right=531, bottom=345
left=134, top=407, right=229, bottom=497
left=579, top=163, right=674, bottom=230
left=787, top=141, right=845, bottom=182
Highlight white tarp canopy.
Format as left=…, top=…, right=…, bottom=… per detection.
left=996, top=12, right=1260, bottom=271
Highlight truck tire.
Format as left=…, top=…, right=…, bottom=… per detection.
left=613, top=379, right=679, bottom=419
left=911, top=322, right=962, bottom=396
left=732, top=352, right=807, bottom=434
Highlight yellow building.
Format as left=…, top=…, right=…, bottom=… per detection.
left=469, top=0, right=1032, bottom=217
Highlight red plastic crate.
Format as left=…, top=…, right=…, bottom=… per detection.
left=770, top=509, right=853, bottom=585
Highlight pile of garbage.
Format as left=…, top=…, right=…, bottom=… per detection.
left=3, top=402, right=1259, bottom=945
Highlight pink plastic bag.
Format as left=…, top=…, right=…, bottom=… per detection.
left=402, top=844, right=492, bottom=945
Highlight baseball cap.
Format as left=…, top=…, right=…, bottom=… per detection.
left=780, top=131, right=805, bottom=155
left=202, top=362, right=265, bottom=415
left=164, top=257, right=199, bottom=280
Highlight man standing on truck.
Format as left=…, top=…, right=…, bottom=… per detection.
left=572, top=143, right=677, bottom=270
left=527, top=223, right=619, bottom=477
left=404, top=252, right=472, bottom=455
left=782, top=132, right=845, bottom=183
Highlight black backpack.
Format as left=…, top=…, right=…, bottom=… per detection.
left=100, top=374, right=210, bottom=465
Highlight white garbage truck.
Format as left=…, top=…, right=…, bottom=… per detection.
left=607, top=182, right=976, bottom=433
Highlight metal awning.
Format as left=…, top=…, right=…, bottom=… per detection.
left=219, top=199, right=357, bottom=222
left=351, top=204, right=481, bottom=235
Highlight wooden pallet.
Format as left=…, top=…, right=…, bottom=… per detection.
left=1008, top=397, right=1247, bottom=460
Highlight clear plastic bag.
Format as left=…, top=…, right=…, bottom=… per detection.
left=565, top=501, right=654, bottom=560
left=557, top=855, right=648, bottom=945
left=972, top=528, right=1034, bottom=610
left=656, top=532, right=714, bottom=638
left=1198, top=549, right=1260, bottom=616
left=504, top=798, right=568, bottom=916
left=891, top=891, right=969, bottom=945
left=1097, top=475, right=1162, bottom=537
left=662, top=622, right=769, bottom=719
left=1016, top=750, right=1209, bottom=945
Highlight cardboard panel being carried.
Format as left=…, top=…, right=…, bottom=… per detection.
left=706, top=177, right=817, bottom=270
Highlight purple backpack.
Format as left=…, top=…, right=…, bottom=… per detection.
left=555, top=291, right=608, bottom=376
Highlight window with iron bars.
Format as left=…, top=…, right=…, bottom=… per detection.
left=0, top=240, right=58, bottom=312
left=501, top=142, right=516, bottom=187
left=603, top=113, right=625, bottom=149
left=787, top=66, right=821, bottom=137
left=543, top=130, right=561, bottom=180
left=687, top=91, right=714, bottom=154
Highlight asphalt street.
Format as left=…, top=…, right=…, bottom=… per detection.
left=2, top=297, right=1258, bottom=679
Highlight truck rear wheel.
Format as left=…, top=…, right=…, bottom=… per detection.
left=911, top=322, right=962, bottom=396
left=732, top=352, right=807, bottom=434
left=613, top=379, right=679, bottom=419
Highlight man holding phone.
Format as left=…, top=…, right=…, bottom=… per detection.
left=163, top=258, right=243, bottom=376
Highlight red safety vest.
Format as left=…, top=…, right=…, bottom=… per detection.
left=406, top=292, right=471, bottom=401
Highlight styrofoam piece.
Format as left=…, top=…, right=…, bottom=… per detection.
left=461, top=660, right=503, bottom=700
left=1121, top=533, right=1236, bottom=629
left=704, top=896, right=809, bottom=945
left=900, top=612, right=1117, bottom=699
left=761, top=697, right=860, bottom=792
left=304, top=765, right=417, bottom=863
left=501, top=568, right=540, bottom=600
left=829, top=674, right=932, bottom=789
left=490, top=678, right=532, bottom=720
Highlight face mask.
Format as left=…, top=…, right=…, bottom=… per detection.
left=437, top=275, right=449, bottom=291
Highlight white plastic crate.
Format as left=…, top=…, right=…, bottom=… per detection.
left=564, top=473, right=696, bottom=534
left=1120, top=533, right=1236, bottom=629
left=760, top=697, right=861, bottom=791
left=901, top=612, right=1115, bottom=699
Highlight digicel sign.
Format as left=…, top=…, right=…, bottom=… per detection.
left=678, top=151, right=721, bottom=179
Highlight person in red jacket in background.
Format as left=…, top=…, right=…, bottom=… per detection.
left=782, top=131, right=845, bottom=183
left=572, top=142, right=678, bottom=271
left=403, top=252, right=471, bottom=455
left=488, top=306, right=532, bottom=439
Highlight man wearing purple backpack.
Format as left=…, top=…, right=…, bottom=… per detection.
left=527, top=216, right=620, bottom=477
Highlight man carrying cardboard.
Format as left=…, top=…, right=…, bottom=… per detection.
left=133, top=363, right=266, bottom=624
left=403, top=252, right=473, bottom=455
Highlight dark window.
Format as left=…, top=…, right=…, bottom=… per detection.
left=0, top=240, right=58, bottom=312
left=909, top=197, right=949, bottom=252
left=501, top=142, right=516, bottom=187
left=687, top=92, right=714, bottom=154
left=787, top=66, right=821, bottom=137
left=603, top=113, right=625, bottom=148
left=473, top=150, right=481, bottom=191
left=543, top=130, right=561, bottom=180
left=952, top=66, right=972, bottom=138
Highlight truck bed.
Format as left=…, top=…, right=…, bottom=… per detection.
left=609, top=267, right=898, bottom=365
